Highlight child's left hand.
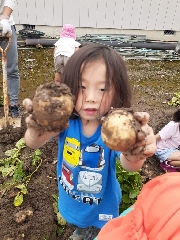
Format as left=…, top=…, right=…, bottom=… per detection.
left=122, top=112, right=156, bottom=163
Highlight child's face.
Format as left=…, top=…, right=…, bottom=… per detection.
left=75, top=61, right=113, bottom=121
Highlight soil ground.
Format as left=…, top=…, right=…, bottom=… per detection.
left=0, top=47, right=180, bottom=240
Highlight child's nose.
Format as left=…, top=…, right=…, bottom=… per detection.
left=85, top=88, right=96, bottom=102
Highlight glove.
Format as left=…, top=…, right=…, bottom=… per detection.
left=0, top=18, right=12, bottom=36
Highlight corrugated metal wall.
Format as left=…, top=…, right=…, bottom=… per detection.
left=13, top=0, right=180, bottom=31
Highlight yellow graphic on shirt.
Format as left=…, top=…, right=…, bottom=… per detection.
left=63, top=137, right=80, bottom=166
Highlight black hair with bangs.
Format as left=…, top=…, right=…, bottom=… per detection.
left=173, top=108, right=180, bottom=122
left=61, top=44, right=132, bottom=113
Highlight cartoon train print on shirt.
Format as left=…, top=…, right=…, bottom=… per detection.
left=63, top=137, right=80, bottom=166
left=61, top=137, right=106, bottom=203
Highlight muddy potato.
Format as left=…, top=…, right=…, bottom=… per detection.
left=14, top=211, right=27, bottom=224
left=32, top=82, right=74, bottom=131
left=101, top=109, right=142, bottom=152
left=14, top=209, right=33, bottom=224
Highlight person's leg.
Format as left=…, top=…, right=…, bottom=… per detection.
left=4, top=26, right=20, bottom=105
left=160, top=161, right=178, bottom=172
left=167, top=150, right=180, bottom=167
left=83, top=226, right=100, bottom=240
left=69, top=226, right=100, bottom=240
left=1, top=25, right=20, bottom=117
left=63, top=55, right=70, bottom=66
left=54, top=71, right=61, bottom=84
left=54, top=55, right=63, bottom=84
left=155, top=148, right=180, bottom=172
left=69, top=227, right=84, bottom=240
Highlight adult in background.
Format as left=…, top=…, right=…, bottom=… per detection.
left=0, top=0, right=20, bottom=117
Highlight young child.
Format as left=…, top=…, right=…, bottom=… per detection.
left=95, top=172, right=180, bottom=240
left=155, top=108, right=180, bottom=172
left=23, top=44, right=156, bottom=240
left=54, top=23, right=81, bottom=83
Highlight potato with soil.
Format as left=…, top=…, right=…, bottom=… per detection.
left=101, top=109, right=143, bottom=152
left=32, top=82, right=74, bottom=131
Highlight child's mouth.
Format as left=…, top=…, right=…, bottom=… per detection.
left=84, top=108, right=97, bottom=115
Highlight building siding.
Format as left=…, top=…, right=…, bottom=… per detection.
left=13, top=0, right=180, bottom=31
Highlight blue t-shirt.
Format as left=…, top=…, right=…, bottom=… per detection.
left=57, top=118, right=122, bottom=228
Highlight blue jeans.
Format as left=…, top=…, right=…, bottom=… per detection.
left=0, top=25, right=20, bottom=106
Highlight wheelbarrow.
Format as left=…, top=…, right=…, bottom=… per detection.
left=0, top=33, right=21, bottom=130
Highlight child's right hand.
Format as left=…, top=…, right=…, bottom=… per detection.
left=23, top=98, right=60, bottom=149
left=23, top=98, right=44, bottom=137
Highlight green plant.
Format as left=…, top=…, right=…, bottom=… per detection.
left=52, top=194, right=66, bottom=236
left=168, top=92, right=180, bottom=107
left=0, top=138, right=42, bottom=206
left=116, top=159, right=143, bottom=213
left=0, top=95, right=3, bottom=106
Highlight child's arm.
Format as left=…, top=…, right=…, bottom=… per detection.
left=155, top=133, right=161, bottom=142
left=120, top=112, right=156, bottom=172
left=54, top=46, right=57, bottom=54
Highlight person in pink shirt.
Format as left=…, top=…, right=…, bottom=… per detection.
left=155, top=108, right=180, bottom=172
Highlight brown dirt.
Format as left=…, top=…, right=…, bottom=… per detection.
left=0, top=47, right=180, bottom=240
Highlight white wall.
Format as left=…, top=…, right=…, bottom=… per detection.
left=13, top=0, right=180, bottom=41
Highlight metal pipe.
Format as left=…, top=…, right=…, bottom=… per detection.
left=23, top=38, right=177, bottom=50
left=25, top=38, right=57, bottom=46
left=132, top=42, right=176, bottom=50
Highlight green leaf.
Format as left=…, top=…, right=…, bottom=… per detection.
left=0, top=166, right=16, bottom=177
left=168, top=92, right=180, bottom=106
left=52, top=194, right=58, bottom=202
left=116, top=158, right=142, bottom=212
left=129, top=189, right=139, bottom=199
left=53, top=202, right=58, bottom=214
left=13, top=162, right=25, bottom=181
left=35, top=149, right=42, bottom=156
left=57, top=212, right=66, bottom=226
left=15, top=138, right=25, bottom=150
left=57, top=225, right=64, bottom=236
left=14, top=193, right=24, bottom=207
left=15, top=184, right=27, bottom=194
left=122, top=194, right=131, bottom=203
left=4, top=148, right=17, bottom=157
left=32, top=149, right=42, bottom=166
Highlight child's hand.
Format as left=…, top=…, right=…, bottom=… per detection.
left=25, top=113, right=46, bottom=139
left=23, top=98, right=43, bottom=136
left=23, top=98, right=59, bottom=149
left=122, top=112, right=156, bottom=162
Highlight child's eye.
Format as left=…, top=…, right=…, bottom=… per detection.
left=78, top=85, right=86, bottom=90
left=99, top=88, right=107, bottom=92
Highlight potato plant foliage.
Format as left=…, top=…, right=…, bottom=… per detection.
left=116, top=158, right=143, bottom=213
left=0, top=138, right=42, bottom=206
left=52, top=194, right=67, bottom=236
left=168, top=92, right=180, bottom=107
